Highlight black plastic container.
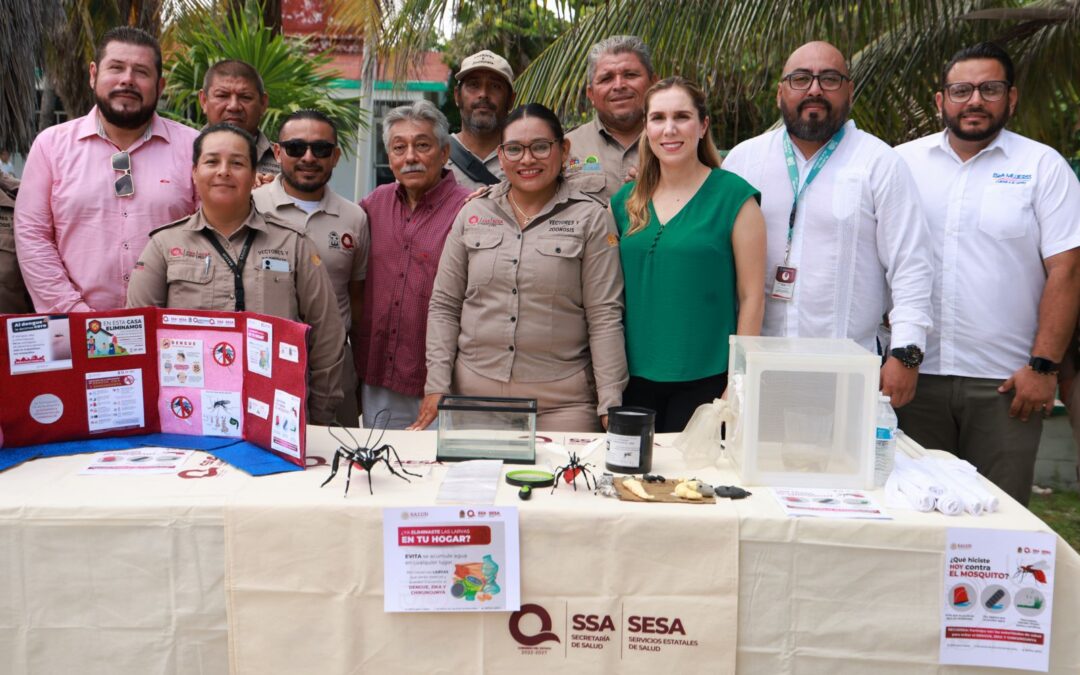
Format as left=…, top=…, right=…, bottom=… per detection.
left=605, top=406, right=656, bottom=474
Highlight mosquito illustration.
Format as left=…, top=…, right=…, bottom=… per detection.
left=1013, top=560, right=1050, bottom=585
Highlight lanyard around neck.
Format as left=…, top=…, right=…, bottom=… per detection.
left=199, top=228, right=257, bottom=312
left=780, top=126, right=846, bottom=265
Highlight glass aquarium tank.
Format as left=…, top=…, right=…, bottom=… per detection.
left=436, top=396, right=538, bottom=464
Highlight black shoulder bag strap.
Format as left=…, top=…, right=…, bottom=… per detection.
left=199, top=228, right=258, bottom=312
left=449, top=136, right=499, bottom=186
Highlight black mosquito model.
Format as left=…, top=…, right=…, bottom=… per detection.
left=320, top=410, right=420, bottom=496
left=551, top=452, right=596, bottom=494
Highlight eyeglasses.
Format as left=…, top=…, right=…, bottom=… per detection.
left=279, top=140, right=336, bottom=158
left=112, top=151, right=134, bottom=198
left=499, top=140, right=555, bottom=161
left=781, top=70, right=850, bottom=91
left=943, top=80, right=1011, bottom=103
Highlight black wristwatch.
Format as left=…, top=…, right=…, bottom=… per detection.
left=890, top=344, right=924, bottom=369
left=1028, top=356, right=1060, bottom=375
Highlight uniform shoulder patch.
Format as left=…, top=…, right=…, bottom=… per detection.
left=150, top=215, right=192, bottom=236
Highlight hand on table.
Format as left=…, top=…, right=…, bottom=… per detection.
left=999, top=367, right=1057, bottom=421
left=880, top=357, right=917, bottom=408
left=407, top=393, right=443, bottom=430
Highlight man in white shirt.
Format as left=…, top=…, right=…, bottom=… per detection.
left=894, top=43, right=1080, bottom=505
left=253, top=110, right=370, bottom=426
left=723, top=41, right=934, bottom=407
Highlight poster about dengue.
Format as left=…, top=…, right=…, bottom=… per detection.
left=941, top=528, right=1056, bottom=672
left=383, top=506, right=520, bottom=613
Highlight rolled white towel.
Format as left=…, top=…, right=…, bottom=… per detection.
left=935, top=493, right=964, bottom=516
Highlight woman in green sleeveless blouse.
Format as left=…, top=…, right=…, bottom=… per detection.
left=611, top=77, right=766, bottom=432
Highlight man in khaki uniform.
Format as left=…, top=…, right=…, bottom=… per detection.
left=0, top=172, right=32, bottom=313
left=422, top=179, right=627, bottom=431
left=253, top=110, right=369, bottom=427
left=565, top=35, right=657, bottom=202
left=128, top=123, right=345, bottom=424
left=445, top=50, right=515, bottom=190
left=200, top=59, right=279, bottom=175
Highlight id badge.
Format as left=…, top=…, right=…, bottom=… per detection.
left=771, top=265, right=797, bottom=300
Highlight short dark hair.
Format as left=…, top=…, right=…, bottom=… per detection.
left=503, top=103, right=565, bottom=143
left=942, top=42, right=1015, bottom=89
left=203, top=59, right=266, bottom=96
left=279, top=109, right=338, bottom=144
left=193, top=122, right=257, bottom=168
left=95, top=27, right=162, bottom=79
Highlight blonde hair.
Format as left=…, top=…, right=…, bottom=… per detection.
left=625, top=77, right=721, bottom=236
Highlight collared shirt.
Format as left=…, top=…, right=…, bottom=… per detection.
left=425, top=180, right=628, bottom=414
left=14, top=108, right=198, bottom=313
left=0, top=172, right=31, bottom=313
left=565, top=115, right=639, bottom=203
left=254, top=131, right=280, bottom=175
left=895, top=129, right=1080, bottom=379
left=127, top=207, right=346, bottom=424
left=445, top=133, right=504, bottom=191
left=723, top=120, right=934, bottom=353
left=253, top=175, right=370, bottom=330
left=357, top=170, right=471, bottom=397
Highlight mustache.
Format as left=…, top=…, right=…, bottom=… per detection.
left=400, top=163, right=427, bottom=174
left=960, top=105, right=989, bottom=115
left=109, top=87, right=143, bottom=102
left=798, top=97, right=832, bottom=113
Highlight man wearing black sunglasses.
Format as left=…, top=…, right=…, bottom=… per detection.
left=253, top=110, right=370, bottom=427
left=894, top=42, right=1080, bottom=505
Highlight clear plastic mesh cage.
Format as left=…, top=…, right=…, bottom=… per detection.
left=726, top=336, right=879, bottom=488
left=436, top=396, right=538, bottom=463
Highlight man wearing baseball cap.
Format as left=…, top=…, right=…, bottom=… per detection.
left=446, top=50, right=516, bottom=190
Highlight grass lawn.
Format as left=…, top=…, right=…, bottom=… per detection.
left=1029, top=490, right=1080, bottom=554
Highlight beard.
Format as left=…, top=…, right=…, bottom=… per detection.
left=462, top=104, right=501, bottom=134
left=781, top=96, right=849, bottom=142
left=942, top=105, right=1010, bottom=142
left=282, top=163, right=330, bottom=194
left=95, top=88, right=157, bottom=130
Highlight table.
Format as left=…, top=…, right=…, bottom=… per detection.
left=1, top=429, right=1077, bottom=674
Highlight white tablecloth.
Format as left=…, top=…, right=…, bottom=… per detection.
left=1, top=429, right=1077, bottom=674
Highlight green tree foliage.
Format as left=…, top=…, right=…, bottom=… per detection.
left=380, top=0, right=1080, bottom=156
left=162, top=0, right=364, bottom=155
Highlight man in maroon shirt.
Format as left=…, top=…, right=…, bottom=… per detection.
left=357, top=101, right=471, bottom=428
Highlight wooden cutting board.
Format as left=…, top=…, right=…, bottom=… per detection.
left=613, top=478, right=716, bottom=504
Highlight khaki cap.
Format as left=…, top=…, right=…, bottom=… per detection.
left=455, top=50, right=515, bottom=89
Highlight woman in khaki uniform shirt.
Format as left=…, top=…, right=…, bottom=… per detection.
left=127, top=123, right=345, bottom=424
left=412, top=104, right=628, bottom=432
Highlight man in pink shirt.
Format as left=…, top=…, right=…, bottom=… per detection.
left=356, top=101, right=470, bottom=429
left=15, top=27, right=198, bottom=313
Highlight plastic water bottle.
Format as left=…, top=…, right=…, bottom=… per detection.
left=874, top=395, right=897, bottom=487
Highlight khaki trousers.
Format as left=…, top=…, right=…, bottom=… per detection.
left=334, top=342, right=360, bottom=428
left=896, top=374, right=1043, bottom=506
left=452, top=361, right=602, bottom=433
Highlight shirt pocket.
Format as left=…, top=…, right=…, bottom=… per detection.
left=165, top=262, right=215, bottom=309
left=831, top=171, right=863, bottom=222
left=978, top=186, right=1033, bottom=241
left=534, top=236, right=585, bottom=295
left=465, top=230, right=503, bottom=288
left=257, top=268, right=299, bottom=319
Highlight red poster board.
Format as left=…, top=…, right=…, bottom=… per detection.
left=0, top=308, right=309, bottom=466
